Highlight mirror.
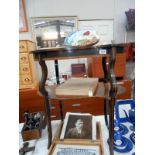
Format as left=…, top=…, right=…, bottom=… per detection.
left=31, top=16, right=78, bottom=49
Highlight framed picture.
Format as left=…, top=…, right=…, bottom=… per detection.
left=79, top=19, right=114, bottom=45
left=60, top=113, right=96, bottom=140
left=51, top=144, right=101, bottom=155
left=19, top=0, right=28, bottom=32
left=30, top=16, right=78, bottom=49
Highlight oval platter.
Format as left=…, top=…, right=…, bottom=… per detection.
left=64, top=29, right=99, bottom=47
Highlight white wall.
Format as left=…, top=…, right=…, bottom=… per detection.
left=20, top=0, right=135, bottom=79
left=114, top=0, right=135, bottom=43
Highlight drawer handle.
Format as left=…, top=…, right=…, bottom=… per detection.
left=50, top=106, right=55, bottom=109
left=117, top=82, right=124, bottom=85
left=19, top=45, right=25, bottom=49
left=21, top=57, right=26, bottom=60
left=23, top=67, right=28, bottom=71
left=24, top=78, right=30, bottom=81
left=50, top=115, right=56, bottom=118
left=72, top=103, right=81, bottom=107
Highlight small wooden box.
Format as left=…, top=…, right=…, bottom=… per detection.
left=21, top=127, right=41, bottom=141
left=21, top=112, right=46, bottom=141
left=48, top=122, right=104, bottom=155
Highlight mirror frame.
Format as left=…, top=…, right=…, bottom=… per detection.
left=30, top=16, right=78, bottom=49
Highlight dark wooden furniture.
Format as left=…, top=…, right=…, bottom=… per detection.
left=31, top=44, right=126, bottom=155
left=19, top=79, right=131, bottom=123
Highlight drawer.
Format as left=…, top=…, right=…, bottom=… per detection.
left=19, top=41, right=28, bottom=52
left=19, top=53, right=29, bottom=64
left=116, top=53, right=126, bottom=62
left=116, top=79, right=132, bottom=99
left=63, top=97, right=104, bottom=116
left=50, top=99, right=61, bottom=120
left=114, top=63, right=126, bottom=78
left=21, top=74, right=33, bottom=85
left=20, top=64, right=31, bottom=74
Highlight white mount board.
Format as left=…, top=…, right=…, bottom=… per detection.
left=79, top=19, right=114, bottom=45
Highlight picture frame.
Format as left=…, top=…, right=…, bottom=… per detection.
left=30, top=16, right=78, bottom=49
left=78, top=19, right=114, bottom=45
left=60, top=112, right=96, bottom=140
left=51, top=143, right=101, bottom=155
left=19, top=0, right=28, bottom=32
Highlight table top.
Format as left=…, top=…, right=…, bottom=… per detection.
left=30, top=44, right=125, bottom=61
left=19, top=116, right=135, bottom=155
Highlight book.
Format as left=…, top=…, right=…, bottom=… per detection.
left=55, top=77, right=98, bottom=96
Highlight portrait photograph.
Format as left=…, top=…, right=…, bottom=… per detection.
left=60, top=113, right=96, bottom=140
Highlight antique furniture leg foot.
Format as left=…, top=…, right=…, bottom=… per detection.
left=39, top=58, right=52, bottom=149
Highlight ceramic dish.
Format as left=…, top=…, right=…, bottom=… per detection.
left=64, top=29, right=99, bottom=47
left=130, top=132, right=135, bottom=144
left=114, top=123, right=129, bottom=135
left=115, top=99, right=135, bottom=123
left=113, top=136, right=133, bottom=153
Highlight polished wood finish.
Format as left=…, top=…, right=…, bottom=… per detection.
left=19, top=88, right=61, bottom=123
left=19, top=40, right=37, bottom=89
left=88, top=53, right=126, bottom=79
left=31, top=44, right=126, bottom=153
left=19, top=79, right=131, bottom=123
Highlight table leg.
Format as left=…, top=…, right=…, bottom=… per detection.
left=59, top=100, right=64, bottom=121
left=39, top=58, right=52, bottom=149
left=108, top=46, right=118, bottom=155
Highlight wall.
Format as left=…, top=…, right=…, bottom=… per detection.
left=114, top=0, right=135, bottom=43
left=19, top=0, right=135, bottom=79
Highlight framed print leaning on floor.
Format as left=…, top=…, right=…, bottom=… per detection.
left=19, top=0, right=28, bottom=32
left=52, top=144, right=101, bottom=155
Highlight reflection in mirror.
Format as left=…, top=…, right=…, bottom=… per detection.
left=31, top=16, right=78, bottom=49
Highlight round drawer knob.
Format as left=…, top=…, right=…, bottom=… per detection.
left=21, top=57, right=26, bottom=60
left=24, top=78, right=30, bottom=81
left=19, top=45, right=25, bottom=49
left=23, top=67, right=28, bottom=71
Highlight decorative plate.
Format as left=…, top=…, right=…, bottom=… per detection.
left=113, top=136, right=133, bottom=153
left=64, top=29, right=99, bottom=47
left=114, top=123, right=129, bottom=135
left=115, top=99, right=135, bottom=123
left=107, top=136, right=133, bottom=153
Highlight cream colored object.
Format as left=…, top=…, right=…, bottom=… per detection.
left=19, top=40, right=38, bottom=89
left=55, top=77, right=98, bottom=96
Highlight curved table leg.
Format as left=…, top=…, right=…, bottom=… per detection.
left=108, top=46, right=118, bottom=155
left=102, top=56, right=110, bottom=128
left=39, top=58, right=52, bottom=149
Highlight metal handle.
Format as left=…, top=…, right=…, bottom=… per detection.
left=117, top=81, right=124, bottom=85
left=50, top=106, right=55, bottom=109
left=72, top=103, right=81, bottom=107
left=50, top=115, right=56, bottom=118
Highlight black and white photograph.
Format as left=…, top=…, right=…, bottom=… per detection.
left=60, top=113, right=96, bottom=140
left=52, top=144, right=100, bottom=155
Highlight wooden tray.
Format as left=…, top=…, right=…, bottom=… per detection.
left=48, top=122, right=104, bottom=155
